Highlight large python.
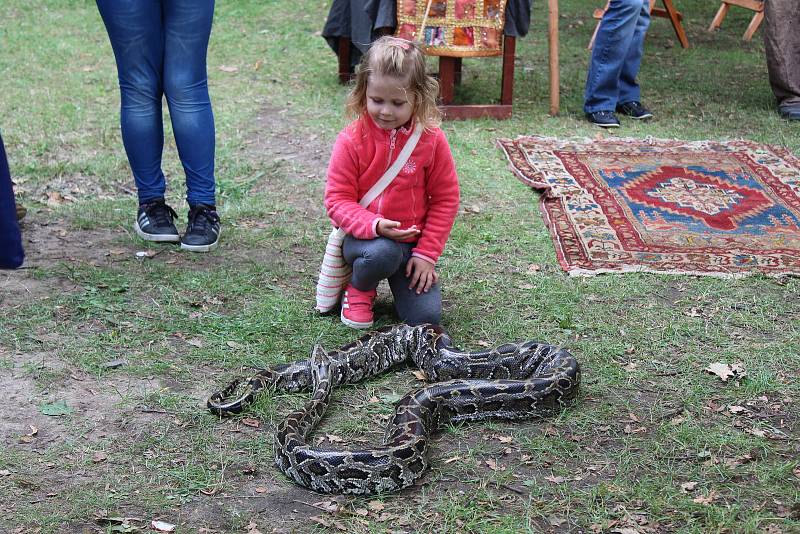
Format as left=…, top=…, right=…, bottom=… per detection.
left=207, top=324, right=580, bottom=495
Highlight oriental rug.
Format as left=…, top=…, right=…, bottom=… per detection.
left=497, top=136, right=800, bottom=277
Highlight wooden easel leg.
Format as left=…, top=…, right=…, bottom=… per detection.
left=742, top=11, right=763, bottom=41
left=500, top=36, right=515, bottom=106
left=661, top=0, right=689, bottom=48
left=708, top=2, right=729, bottom=31
left=548, top=0, right=560, bottom=116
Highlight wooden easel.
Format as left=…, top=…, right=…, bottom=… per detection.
left=589, top=0, right=689, bottom=50
left=708, top=0, right=764, bottom=42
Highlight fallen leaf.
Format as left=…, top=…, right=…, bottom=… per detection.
left=545, top=475, right=567, bottom=483
left=411, top=370, right=426, bottom=381
left=135, top=250, right=156, bottom=258
left=151, top=520, right=176, bottom=532
left=367, top=500, right=385, bottom=512
left=485, top=458, right=501, bottom=471
left=692, top=490, right=718, bottom=505
left=745, top=428, right=767, bottom=438
left=241, top=418, right=260, bottom=428
left=186, top=338, right=204, bottom=348
left=728, top=405, right=748, bottom=414
left=40, top=400, right=73, bottom=417
left=219, top=65, right=239, bottom=72
left=92, top=452, right=108, bottom=463
left=226, top=341, right=243, bottom=349
left=312, top=500, right=339, bottom=513
left=680, top=481, right=698, bottom=493
left=724, top=454, right=753, bottom=467
left=254, top=486, right=268, bottom=494
left=246, top=521, right=263, bottom=534
left=547, top=515, right=566, bottom=526
left=46, top=191, right=66, bottom=206
left=705, top=362, right=747, bottom=382
left=476, top=340, right=491, bottom=348
left=494, top=434, right=513, bottom=444
left=685, top=307, right=703, bottom=317
left=325, top=434, right=343, bottom=444
left=199, top=487, right=217, bottom=495
left=309, top=516, right=331, bottom=528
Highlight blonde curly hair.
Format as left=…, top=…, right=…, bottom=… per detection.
left=345, top=36, right=441, bottom=129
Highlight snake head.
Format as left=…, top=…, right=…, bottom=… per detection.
left=310, top=344, right=337, bottom=385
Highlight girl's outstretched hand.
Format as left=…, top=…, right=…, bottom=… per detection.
left=406, top=257, right=438, bottom=294
left=377, top=219, right=421, bottom=241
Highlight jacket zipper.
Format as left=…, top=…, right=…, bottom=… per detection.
left=378, top=129, right=398, bottom=213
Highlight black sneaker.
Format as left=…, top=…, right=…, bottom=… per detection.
left=181, top=204, right=221, bottom=252
left=778, top=104, right=800, bottom=121
left=586, top=110, right=620, bottom=128
left=134, top=199, right=180, bottom=242
left=616, top=101, right=653, bottom=120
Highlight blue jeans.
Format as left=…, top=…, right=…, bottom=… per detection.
left=584, top=0, right=651, bottom=113
left=343, top=236, right=442, bottom=326
left=97, top=0, right=216, bottom=206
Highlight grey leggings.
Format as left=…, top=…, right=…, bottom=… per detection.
left=342, top=235, right=441, bottom=326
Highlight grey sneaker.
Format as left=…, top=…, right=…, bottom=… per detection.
left=181, top=204, right=221, bottom=252
left=134, top=199, right=180, bottom=242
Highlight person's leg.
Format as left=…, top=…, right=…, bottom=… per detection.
left=343, top=236, right=404, bottom=290
left=341, top=236, right=405, bottom=328
left=763, top=0, right=800, bottom=119
left=96, top=0, right=167, bottom=204
left=0, top=131, right=25, bottom=269
left=583, top=0, right=645, bottom=114
left=387, top=248, right=442, bottom=326
left=162, top=0, right=216, bottom=207
left=617, top=0, right=651, bottom=106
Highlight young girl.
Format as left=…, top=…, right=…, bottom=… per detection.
left=324, top=36, right=460, bottom=329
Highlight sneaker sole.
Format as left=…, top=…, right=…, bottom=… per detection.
left=180, top=228, right=221, bottom=253
left=628, top=114, right=653, bottom=120
left=134, top=221, right=180, bottom=243
left=340, top=310, right=374, bottom=329
left=592, top=122, right=620, bottom=128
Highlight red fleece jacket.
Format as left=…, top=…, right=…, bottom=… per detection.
left=324, top=115, right=460, bottom=264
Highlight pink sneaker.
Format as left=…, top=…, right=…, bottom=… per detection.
left=341, top=285, right=376, bottom=329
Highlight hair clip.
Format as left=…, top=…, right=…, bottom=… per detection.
left=385, top=36, right=412, bottom=50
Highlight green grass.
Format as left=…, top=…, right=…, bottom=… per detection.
left=1, top=0, right=798, bottom=532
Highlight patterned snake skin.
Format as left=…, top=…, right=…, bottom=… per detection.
left=207, top=324, right=580, bottom=495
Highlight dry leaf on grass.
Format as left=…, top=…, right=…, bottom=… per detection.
left=218, top=65, right=239, bottom=72
left=680, top=481, right=698, bottom=493
left=692, top=490, right=718, bottom=505
left=545, top=475, right=567, bottom=484
left=704, top=362, right=746, bottom=382
left=241, top=418, right=260, bottom=428
left=151, top=520, right=176, bottom=532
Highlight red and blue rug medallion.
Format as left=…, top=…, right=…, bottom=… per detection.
left=498, top=136, right=800, bottom=277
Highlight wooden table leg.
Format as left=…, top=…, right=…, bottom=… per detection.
left=438, top=57, right=456, bottom=105
left=661, top=0, right=690, bottom=48
left=337, top=37, right=352, bottom=84
left=500, top=36, right=515, bottom=106
left=548, top=0, right=560, bottom=116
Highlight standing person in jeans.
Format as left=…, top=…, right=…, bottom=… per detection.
left=763, top=0, right=800, bottom=121
left=584, top=0, right=654, bottom=128
left=96, top=0, right=221, bottom=252
left=0, top=130, right=25, bottom=269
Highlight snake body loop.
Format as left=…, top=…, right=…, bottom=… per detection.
left=207, top=324, right=580, bottom=495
